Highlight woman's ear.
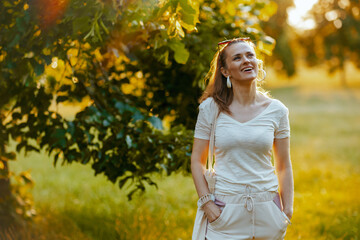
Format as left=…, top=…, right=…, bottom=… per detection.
left=220, top=66, right=228, bottom=78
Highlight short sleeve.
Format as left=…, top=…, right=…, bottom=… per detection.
left=194, top=101, right=212, bottom=140
left=275, top=107, right=290, bottom=139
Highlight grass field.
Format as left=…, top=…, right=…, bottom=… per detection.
left=9, top=76, right=360, bottom=239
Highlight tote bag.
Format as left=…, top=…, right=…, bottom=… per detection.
left=192, top=103, right=219, bottom=240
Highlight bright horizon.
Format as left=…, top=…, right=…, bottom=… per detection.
left=287, top=0, right=319, bottom=30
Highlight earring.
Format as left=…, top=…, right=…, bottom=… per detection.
left=257, top=69, right=266, bottom=81
left=227, top=76, right=232, bottom=88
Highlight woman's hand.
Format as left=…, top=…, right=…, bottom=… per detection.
left=203, top=201, right=222, bottom=223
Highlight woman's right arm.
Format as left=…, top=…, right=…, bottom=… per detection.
left=191, top=137, right=221, bottom=223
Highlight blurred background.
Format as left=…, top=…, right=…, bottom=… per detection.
left=0, top=0, right=359, bottom=239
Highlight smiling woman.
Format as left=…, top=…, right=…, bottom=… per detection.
left=190, top=38, right=294, bottom=240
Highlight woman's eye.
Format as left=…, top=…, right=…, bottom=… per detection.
left=234, top=56, right=241, bottom=60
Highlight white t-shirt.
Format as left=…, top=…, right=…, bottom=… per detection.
left=194, top=96, right=290, bottom=194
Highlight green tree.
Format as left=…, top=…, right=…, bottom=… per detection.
left=0, top=0, right=276, bottom=233
left=261, top=0, right=296, bottom=77
left=299, top=0, right=360, bottom=86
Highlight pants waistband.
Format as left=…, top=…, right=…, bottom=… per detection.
left=214, top=191, right=278, bottom=204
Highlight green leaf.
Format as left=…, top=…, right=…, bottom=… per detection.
left=52, top=129, right=66, bottom=138
left=132, top=111, right=144, bottom=121
left=179, top=0, right=196, bottom=15
left=116, top=130, right=124, bottom=139
left=6, top=152, right=16, bottom=160
left=119, top=176, right=132, bottom=189
left=58, top=84, right=72, bottom=92
left=51, top=129, right=67, bottom=148
left=95, top=21, right=102, bottom=41
left=149, top=116, right=163, bottom=130
left=16, top=17, right=25, bottom=32
left=42, top=54, right=52, bottom=65
left=127, top=188, right=140, bottom=201
left=168, top=40, right=189, bottom=64
left=54, top=152, right=61, bottom=166
left=25, top=144, right=40, bottom=153
left=179, top=13, right=196, bottom=31
left=16, top=141, right=27, bottom=152
left=34, top=62, right=44, bottom=76
left=103, top=119, right=111, bottom=127
left=115, top=101, right=125, bottom=113
left=73, top=16, right=90, bottom=34
left=175, top=20, right=185, bottom=38
left=156, top=2, right=171, bottom=18
left=99, top=19, right=109, bottom=35
left=126, top=135, right=132, bottom=148
left=8, top=34, right=20, bottom=48
left=66, top=121, right=75, bottom=135
left=84, top=25, right=95, bottom=40
left=178, top=0, right=198, bottom=31
left=56, top=95, right=68, bottom=103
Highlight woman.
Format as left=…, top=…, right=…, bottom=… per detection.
left=191, top=38, right=294, bottom=240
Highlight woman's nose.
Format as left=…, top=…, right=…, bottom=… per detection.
left=242, top=56, right=250, bottom=63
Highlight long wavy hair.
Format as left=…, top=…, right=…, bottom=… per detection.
left=199, top=38, right=269, bottom=114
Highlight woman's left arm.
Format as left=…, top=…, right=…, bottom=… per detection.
left=273, top=137, right=294, bottom=219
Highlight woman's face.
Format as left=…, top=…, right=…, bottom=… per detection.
left=222, top=42, right=259, bottom=83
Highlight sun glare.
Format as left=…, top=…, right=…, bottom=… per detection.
left=287, top=0, right=319, bottom=30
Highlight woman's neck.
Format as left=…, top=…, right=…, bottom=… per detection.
left=231, top=80, right=259, bottom=106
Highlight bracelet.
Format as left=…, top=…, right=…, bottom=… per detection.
left=197, top=193, right=215, bottom=208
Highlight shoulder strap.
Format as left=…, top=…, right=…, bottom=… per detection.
left=207, top=102, right=219, bottom=170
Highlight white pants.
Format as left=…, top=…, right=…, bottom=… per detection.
left=193, top=191, right=291, bottom=240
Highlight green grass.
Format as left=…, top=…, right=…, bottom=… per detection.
left=271, top=88, right=360, bottom=239
left=9, top=87, right=360, bottom=239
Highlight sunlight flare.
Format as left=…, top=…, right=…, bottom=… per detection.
left=287, top=0, right=319, bottom=30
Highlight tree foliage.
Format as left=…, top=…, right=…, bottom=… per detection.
left=298, top=0, right=360, bottom=85
left=0, top=0, right=277, bottom=220
left=261, top=0, right=296, bottom=77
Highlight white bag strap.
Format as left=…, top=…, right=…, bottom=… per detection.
left=207, top=102, right=219, bottom=171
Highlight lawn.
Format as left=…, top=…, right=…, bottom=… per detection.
left=9, top=86, right=360, bottom=239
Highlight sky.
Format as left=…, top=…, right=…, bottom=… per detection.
left=287, top=0, right=319, bottom=30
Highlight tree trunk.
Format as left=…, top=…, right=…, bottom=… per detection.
left=0, top=154, right=14, bottom=236
left=0, top=161, right=11, bottom=200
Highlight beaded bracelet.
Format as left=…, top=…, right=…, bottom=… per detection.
left=197, top=193, right=215, bottom=208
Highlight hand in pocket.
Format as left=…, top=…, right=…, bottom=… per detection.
left=203, top=201, right=222, bottom=223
